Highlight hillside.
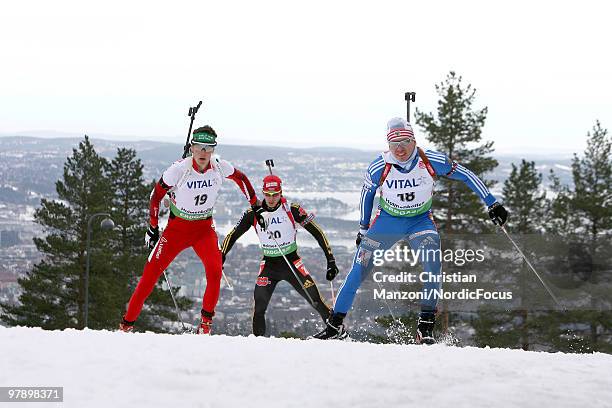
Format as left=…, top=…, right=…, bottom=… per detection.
left=1, top=326, right=611, bottom=408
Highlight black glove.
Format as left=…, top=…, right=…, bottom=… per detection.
left=144, top=225, right=159, bottom=249
left=488, top=202, right=508, bottom=226
left=252, top=204, right=266, bottom=230
left=356, top=227, right=367, bottom=247
left=326, top=259, right=339, bottom=281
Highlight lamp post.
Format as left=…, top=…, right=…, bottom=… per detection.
left=84, top=213, right=115, bottom=328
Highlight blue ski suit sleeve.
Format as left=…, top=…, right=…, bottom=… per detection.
left=359, top=155, right=385, bottom=228
left=425, top=149, right=497, bottom=207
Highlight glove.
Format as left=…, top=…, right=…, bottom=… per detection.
left=145, top=225, right=159, bottom=249
left=326, top=259, right=339, bottom=281
left=356, top=227, right=367, bottom=247
left=488, top=202, right=508, bottom=226
left=252, top=204, right=267, bottom=230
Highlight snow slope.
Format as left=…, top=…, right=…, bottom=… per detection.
left=1, top=327, right=611, bottom=408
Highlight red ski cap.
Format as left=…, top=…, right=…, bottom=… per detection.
left=262, top=175, right=282, bottom=193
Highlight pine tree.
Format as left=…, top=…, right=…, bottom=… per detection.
left=571, top=120, right=612, bottom=242
left=503, top=160, right=546, bottom=233
left=569, top=121, right=612, bottom=352
left=107, top=148, right=191, bottom=332
left=476, top=160, right=546, bottom=350
left=1, top=136, right=112, bottom=329
left=415, top=71, right=498, bottom=332
left=1, top=142, right=193, bottom=332
left=472, top=306, right=522, bottom=349
left=545, top=169, right=577, bottom=236
left=415, top=71, right=498, bottom=233
left=538, top=121, right=612, bottom=353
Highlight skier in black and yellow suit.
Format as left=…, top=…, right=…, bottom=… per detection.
left=221, top=174, right=339, bottom=336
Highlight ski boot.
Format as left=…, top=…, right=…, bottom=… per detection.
left=416, top=311, right=436, bottom=345
left=310, top=313, right=348, bottom=340
left=197, top=309, right=214, bottom=335
left=119, top=318, right=135, bottom=333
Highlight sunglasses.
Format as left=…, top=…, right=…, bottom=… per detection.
left=263, top=191, right=281, bottom=197
left=192, top=144, right=215, bottom=153
left=388, top=139, right=414, bottom=150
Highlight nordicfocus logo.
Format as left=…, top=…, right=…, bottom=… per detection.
left=155, top=237, right=168, bottom=259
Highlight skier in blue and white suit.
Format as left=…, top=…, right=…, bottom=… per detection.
left=312, top=117, right=508, bottom=343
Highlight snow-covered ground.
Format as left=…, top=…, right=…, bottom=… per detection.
left=1, top=326, right=611, bottom=408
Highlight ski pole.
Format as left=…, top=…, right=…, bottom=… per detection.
left=500, top=225, right=565, bottom=310
left=375, top=280, right=400, bottom=324
left=162, top=270, right=188, bottom=332
left=147, top=233, right=188, bottom=331
left=268, top=231, right=318, bottom=307
left=221, top=270, right=234, bottom=290
left=329, top=281, right=336, bottom=304
left=374, top=280, right=408, bottom=342
left=182, top=100, right=203, bottom=159
left=404, top=91, right=416, bottom=123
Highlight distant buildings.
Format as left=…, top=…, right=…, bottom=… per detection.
left=0, top=230, right=20, bottom=248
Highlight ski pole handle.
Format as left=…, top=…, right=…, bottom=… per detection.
left=183, top=100, right=204, bottom=159
left=189, top=101, right=202, bottom=117
left=265, top=159, right=275, bottom=175
left=404, top=91, right=416, bottom=123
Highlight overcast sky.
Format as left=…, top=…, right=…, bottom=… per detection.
left=1, top=0, right=610, bottom=156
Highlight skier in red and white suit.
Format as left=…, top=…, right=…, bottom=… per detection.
left=120, top=125, right=258, bottom=334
